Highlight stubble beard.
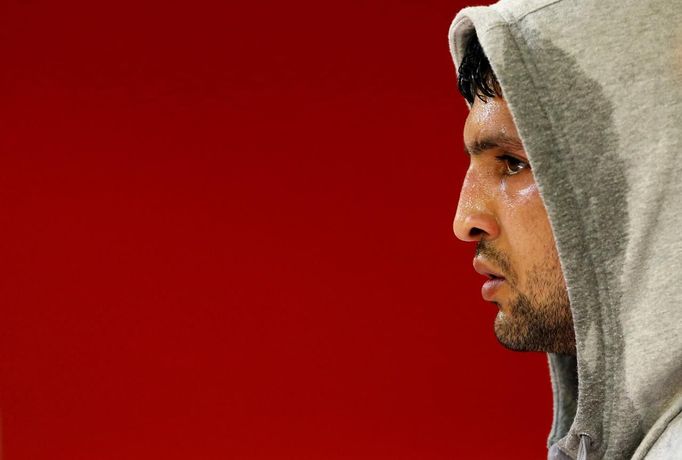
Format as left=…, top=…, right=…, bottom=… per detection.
left=494, top=280, right=575, bottom=355
left=478, top=241, right=576, bottom=355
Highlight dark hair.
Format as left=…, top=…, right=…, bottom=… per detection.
left=457, top=33, right=502, bottom=104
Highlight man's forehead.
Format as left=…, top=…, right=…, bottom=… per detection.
left=463, top=98, right=524, bottom=156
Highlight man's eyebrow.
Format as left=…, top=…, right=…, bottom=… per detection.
left=464, top=134, right=525, bottom=156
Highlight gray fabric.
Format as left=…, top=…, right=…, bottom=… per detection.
left=448, top=0, right=682, bottom=458
left=640, top=410, right=682, bottom=459
left=548, top=354, right=578, bottom=446
left=549, top=443, right=574, bottom=460
left=632, top=393, right=682, bottom=459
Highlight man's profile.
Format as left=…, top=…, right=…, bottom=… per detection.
left=455, top=34, right=575, bottom=355
left=449, top=0, right=682, bottom=459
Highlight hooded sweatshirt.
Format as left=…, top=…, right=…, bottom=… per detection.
left=449, top=1, right=682, bottom=459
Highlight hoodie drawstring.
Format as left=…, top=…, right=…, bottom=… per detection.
left=577, top=433, right=592, bottom=460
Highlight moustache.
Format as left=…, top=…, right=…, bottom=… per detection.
left=475, top=241, right=514, bottom=282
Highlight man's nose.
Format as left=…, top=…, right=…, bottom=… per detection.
left=453, top=172, right=500, bottom=242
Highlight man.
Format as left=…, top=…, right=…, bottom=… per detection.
left=449, top=1, right=682, bottom=459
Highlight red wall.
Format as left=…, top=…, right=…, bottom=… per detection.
left=0, top=1, right=552, bottom=458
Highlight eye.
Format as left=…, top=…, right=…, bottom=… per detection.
left=496, top=154, right=529, bottom=176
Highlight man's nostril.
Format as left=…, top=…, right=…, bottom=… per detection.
left=470, top=227, right=485, bottom=237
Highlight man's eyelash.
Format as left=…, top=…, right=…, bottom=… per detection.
left=494, top=154, right=529, bottom=175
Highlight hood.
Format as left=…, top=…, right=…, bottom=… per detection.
left=449, top=0, right=682, bottom=458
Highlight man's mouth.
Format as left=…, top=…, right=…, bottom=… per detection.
left=473, top=258, right=506, bottom=301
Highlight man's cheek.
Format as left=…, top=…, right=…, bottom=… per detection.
left=516, top=180, right=540, bottom=201
left=501, top=177, right=539, bottom=204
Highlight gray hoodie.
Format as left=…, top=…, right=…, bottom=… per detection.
left=449, top=0, right=682, bottom=459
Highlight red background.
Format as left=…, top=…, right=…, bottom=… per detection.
left=0, top=0, right=552, bottom=458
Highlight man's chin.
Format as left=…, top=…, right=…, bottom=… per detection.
left=493, top=307, right=576, bottom=355
left=493, top=312, right=536, bottom=352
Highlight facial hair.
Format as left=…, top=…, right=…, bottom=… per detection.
left=476, top=241, right=576, bottom=355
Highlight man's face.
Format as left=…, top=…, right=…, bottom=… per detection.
left=454, top=96, right=575, bottom=355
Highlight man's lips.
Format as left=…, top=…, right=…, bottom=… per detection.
left=473, top=258, right=506, bottom=301
left=481, top=278, right=505, bottom=301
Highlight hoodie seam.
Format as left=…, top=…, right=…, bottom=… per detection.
left=642, top=411, right=680, bottom=457
left=514, top=0, right=565, bottom=22
left=632, top=399, right=682, bottom=459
